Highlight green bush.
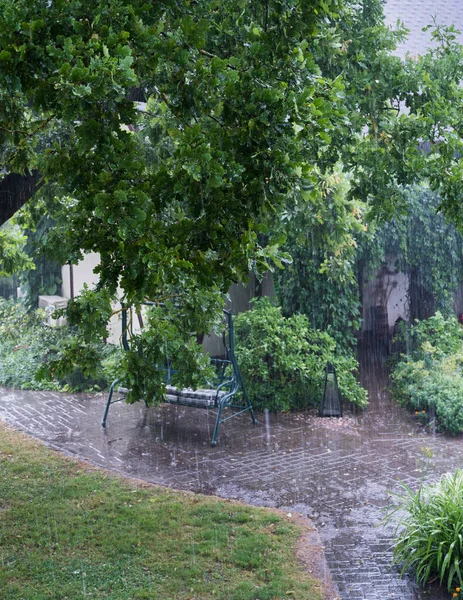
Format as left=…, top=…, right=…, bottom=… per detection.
left=234, top=298, right=367, bottom=412
left=0, top=299, right=60, bottom=390
left=0, top=298, right=120, bottom=392
left=403, top=311, right=463, bottom=357
left=386, top=470, right=463, bottom=591
left=390, top=312, right=463, bottom=434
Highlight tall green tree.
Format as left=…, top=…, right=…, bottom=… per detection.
left=275, top=165, right=366, bottom=349
left=359, top=185, right=463, bottom=322
left=0, top=0, right=354, bottom=397
left=2, top=1, right=463, bottom=396
left=275, top=4, right=463, bottom=349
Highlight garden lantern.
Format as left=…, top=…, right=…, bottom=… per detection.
left=319, top=363, right=342, bottom=417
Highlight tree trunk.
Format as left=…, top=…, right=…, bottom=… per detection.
left=0, top=171, right=43, bottom=226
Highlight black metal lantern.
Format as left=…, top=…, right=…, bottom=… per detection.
left=319, top=363, right=342, bottom=417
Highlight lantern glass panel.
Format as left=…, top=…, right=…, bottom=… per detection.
left=320, top=363, right=342, bottom=417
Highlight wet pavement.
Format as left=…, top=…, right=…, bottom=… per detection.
left=0, top=350, right=462, bottom=599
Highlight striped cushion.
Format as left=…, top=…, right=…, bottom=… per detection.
left=165, top=385, right=225, bottom=408
left=116, top=385, right=225, bottom=408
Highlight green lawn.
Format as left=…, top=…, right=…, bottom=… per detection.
left=0, top=424, right=323, bottom=600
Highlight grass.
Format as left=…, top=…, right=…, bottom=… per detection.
left=0, top=424, right=323, bottom=600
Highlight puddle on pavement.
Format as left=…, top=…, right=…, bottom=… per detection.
left=0, top=339, right=462, bottom=599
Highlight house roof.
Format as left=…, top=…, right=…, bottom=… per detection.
left=384, top=0, right=463, bottom=57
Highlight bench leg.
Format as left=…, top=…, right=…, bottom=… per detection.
left=101, top=379, right=119, bottom=427
left=248, top=402, right=257, bottom=425
left=211, top=402, right=224, bottom=447
left=234, top=366, right=256, bottom=425
left=244, top=394, right=257, bottom=425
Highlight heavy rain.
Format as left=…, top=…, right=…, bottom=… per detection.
left=2, top=1, right=463, bottom=599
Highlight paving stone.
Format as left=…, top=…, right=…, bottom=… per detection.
left=0, top=349, right=460, bottom=599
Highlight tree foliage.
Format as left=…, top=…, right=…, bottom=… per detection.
left=2, top=1, right=463, bottom=398
left=273, top=8, right=463, bottom=350
left=274, top=165, right=365, bottom=348
left=360, top=185, right=463, bottom=322
left=234, top=298, right=367, bottom=412
left=0, top=0, right=360, bottom=396
left=0, top=0, right=350, bottom=293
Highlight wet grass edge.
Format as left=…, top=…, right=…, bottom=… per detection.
left=0, top=422, right=328, bottom=600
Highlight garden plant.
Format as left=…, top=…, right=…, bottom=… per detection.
left=0, top=298, right=119, bottom=392
left=385, top=470, right=463, bottom=593
left=234, top=298, right=367, bottom=412
left=390, top=312, right=463, bottom=435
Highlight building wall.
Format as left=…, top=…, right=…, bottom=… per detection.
left=362, top=269, right=409, bottom=332
left=198, top=273, right=275, bottom=356
left=61, top=253, right=100, bottom=299
left=61, top=253, right=126, bottom=343
left=61, top=253, right=274, bottom=352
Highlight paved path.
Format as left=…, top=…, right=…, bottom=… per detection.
left=0, top=351, right=462, bottom=599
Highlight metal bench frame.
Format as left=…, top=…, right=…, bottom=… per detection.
left=101, top=307, right=256, bottom=446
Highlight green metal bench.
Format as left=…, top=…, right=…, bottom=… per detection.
left=101, top=307, right=256, bottom=446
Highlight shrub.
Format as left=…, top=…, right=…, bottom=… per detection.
left=403, top=311, right=463, bottom=358
left=390, top=312, right=463, bottom=434
left=0, top=298, right=119, bottom=392
left=386, top=470, right=463, bottom=592
left=0, top=299, right=61, bottom=390
left=234, top=298, right=367, bottom=412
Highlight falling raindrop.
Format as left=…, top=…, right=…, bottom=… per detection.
left=191, top=537, right=196, bottom=566
left=264, top=409, right=271, bottom=445
left=195, top=450, right=201, bottom=489
left=81, top=561, right=86, bottom=596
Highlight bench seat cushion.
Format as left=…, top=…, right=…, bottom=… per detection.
left=165, top=385, right=226, bottom=408
left=115, top=385, right=226, bottom=408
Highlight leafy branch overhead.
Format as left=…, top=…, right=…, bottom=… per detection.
left=0, top=0, right=350, bottom=296
left=2, top=1, right=463, bottom=396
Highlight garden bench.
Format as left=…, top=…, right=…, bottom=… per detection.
left=101, top=307, right=256, bottom=446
